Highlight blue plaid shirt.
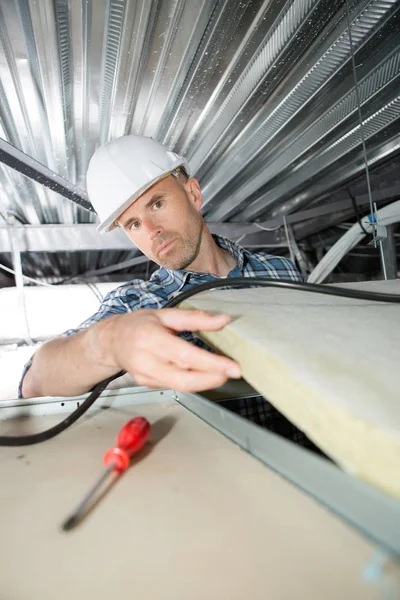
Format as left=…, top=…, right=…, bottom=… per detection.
left=19, top=235, right=301, bottom=396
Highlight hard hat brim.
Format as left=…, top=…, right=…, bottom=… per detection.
left=96, top=160, right=189, bottom=233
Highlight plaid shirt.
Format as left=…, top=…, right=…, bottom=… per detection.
left=19, top=235, right=310, bottom=448
left=18, top=235, right=318, bottom=450
left=63, top=235, right=301, bottom=340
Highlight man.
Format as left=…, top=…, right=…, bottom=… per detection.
left=20, top=135, right=310, bottom=445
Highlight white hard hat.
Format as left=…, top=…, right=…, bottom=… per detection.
left=86, top=135, right=190, bottom=233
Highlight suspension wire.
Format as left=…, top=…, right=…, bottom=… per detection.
left=345, top=0, right=377, bottom=246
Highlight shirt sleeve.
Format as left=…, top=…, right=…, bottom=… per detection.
left=272, top=256, right=303, bottom=281
left=255, top=254, right=303, bottom=282
left=18, top=357, right=35, bottom=399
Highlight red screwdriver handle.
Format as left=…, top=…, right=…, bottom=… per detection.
left=103, top=417, right=151, bottom=473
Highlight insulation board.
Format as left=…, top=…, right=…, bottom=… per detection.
left=183, top=280, right=400, bottom=499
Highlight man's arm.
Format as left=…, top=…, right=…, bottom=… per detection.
left=21, top=309, right=242, bottom=398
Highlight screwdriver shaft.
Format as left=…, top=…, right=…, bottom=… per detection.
left=62, top=463, right=114, bottom=531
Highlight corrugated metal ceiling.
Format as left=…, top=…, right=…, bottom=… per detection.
left=0, top=0, right=399, bottom=279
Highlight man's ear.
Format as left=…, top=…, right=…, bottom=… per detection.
left=186, top=178, right=203, bottom=211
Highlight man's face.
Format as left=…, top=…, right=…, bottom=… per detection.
left=117, top=174, right=205, bottom=270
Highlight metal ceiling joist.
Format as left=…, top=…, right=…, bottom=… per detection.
left=0, top=223, right=130, bottom=253
left=204, top=0, right=400, bottom=221
left=0, top=191, right=395, bottom=253
left=0, top=138, right=93, bottom=212
left=0, top=0, right=399, bottom=287
left=0, top=222, right=283, bottom=252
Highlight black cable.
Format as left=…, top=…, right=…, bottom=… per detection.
left=348, top=187, right=369, bottom=236
left=83, top=279, right=103, bottom=303
left=1, top=277, right=399, bottom=446
left=0, top=372, right=123, bottom=446
left=162, top=277, right=400, bottom=307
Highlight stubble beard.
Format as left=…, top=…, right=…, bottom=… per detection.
left=159, top=223, right=204, bottom=270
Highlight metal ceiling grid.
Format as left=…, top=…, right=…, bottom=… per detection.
left=0, top=0, right=399, bottom=279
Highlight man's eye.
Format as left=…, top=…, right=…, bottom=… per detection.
left=153, top=200, right=163, bottom=210
left=129, top=221, right=140, bottom=230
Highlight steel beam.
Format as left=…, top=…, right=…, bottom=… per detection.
left=0, top=222, right=282, bottom=251
left=0, top=194, right=396, bottom=252
left=0, top=138, right=93, bottom=212
left=0, top=223, right=132, bottom=252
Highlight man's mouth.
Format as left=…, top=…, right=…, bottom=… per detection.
left=158, top=239, right=176, bottom=255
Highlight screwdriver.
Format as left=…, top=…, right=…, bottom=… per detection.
left=62, top=416, right=151, bottom=531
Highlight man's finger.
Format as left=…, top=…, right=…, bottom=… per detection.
left=149, top=328, right=241, bottom=378
left=131, top=356, right=230, bottom=393
left=157, top=308, right=232, bottom=333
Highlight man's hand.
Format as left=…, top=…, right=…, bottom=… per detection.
left=104, top=308, right=242, bottom=393
left=21, top=308, right=242, bottom=399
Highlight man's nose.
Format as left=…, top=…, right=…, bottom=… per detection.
left=142, top=217, right=163, bottom=240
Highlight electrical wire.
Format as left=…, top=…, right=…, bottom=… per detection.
left=348, top=187, right=369, bottom=235
left=282, top=215, right=296, bottom=265
left=0, top=372, right=123, bottom=446
left=0, top=262, right=54, bottom=288
left=1, top=276, right=399, bottom=446
left=162, top=277, right=400, bottom=307
left=345, top=0, right=376, bottom=244
left=0, top=264, right=103, bottom=302
left=236, top=221, right=282, bottom=244
left=68, top=277, right=103, bottom=303
left=254, top=222, right=281, bottom=232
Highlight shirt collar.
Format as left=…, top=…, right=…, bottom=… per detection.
left=151, top=234, right=248, bottom=290
left=213, top=234, right=247, bottom=270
